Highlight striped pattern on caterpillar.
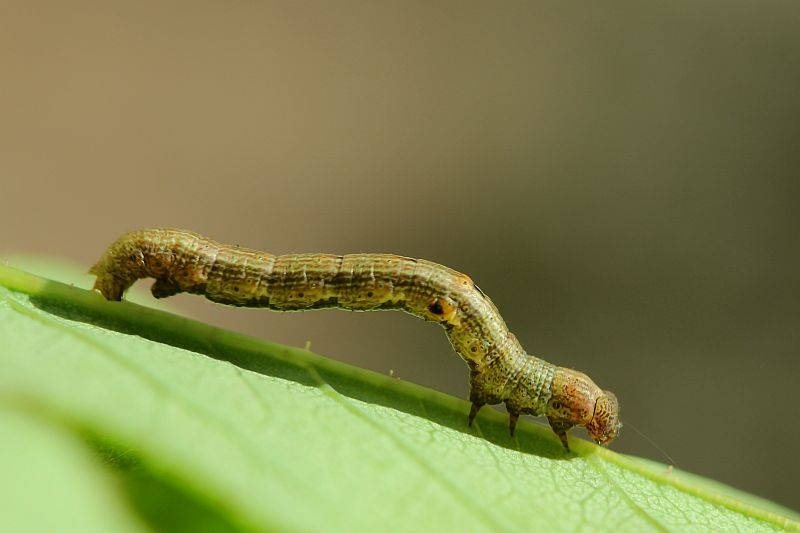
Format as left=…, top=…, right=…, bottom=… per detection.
left=90, top=228, right=621, bottom=449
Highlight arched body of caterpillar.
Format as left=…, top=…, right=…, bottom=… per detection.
left=90, top=228, right=621, bottom=450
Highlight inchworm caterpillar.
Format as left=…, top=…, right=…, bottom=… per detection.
left=90, top=228, right=621, bottom=449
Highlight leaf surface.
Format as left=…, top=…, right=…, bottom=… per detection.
left=0, top=263, right=797, bottom=533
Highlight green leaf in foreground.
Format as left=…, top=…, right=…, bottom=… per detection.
left=0, top=263, right=797, bottom=532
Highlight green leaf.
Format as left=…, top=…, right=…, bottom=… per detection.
left=0, top=406, right=149, bottom=533
left=0, top=263, right=798, bottom=533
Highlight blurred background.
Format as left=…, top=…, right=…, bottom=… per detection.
left=2, top=0, right=798, bottom=511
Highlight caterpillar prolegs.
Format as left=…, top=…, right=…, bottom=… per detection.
left=90, top=228, right=621, bottom=450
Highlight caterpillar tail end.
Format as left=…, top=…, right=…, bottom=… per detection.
left=88, top=265, right=126, bottom=301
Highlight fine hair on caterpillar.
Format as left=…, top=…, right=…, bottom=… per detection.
left=90, top=228, right=622, bottom=450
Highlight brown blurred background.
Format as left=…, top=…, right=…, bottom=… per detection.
left=2, top=1, right=798, bottom=511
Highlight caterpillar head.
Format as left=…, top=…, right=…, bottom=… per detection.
left=547, top=368, right=621, bottom=448
left=586, top=390, right=621, bottom=445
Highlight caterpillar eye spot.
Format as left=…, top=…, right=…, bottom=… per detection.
left=428, top=302, right=444, bottom=315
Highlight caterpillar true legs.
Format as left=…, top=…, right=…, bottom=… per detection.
left=90, top=228, right=621, bottom=450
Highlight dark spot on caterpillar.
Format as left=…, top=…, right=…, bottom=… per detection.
left=234, top=286, right=239, bottom=292
left=471, top=346, right=477, bottom=352
left=367, top=291, right=373, bottom=298
left=428, top=302, right=444, bottom=315
left=298, top=292, right=304, bottom=297
left=129, top=255, right=137, bottom=262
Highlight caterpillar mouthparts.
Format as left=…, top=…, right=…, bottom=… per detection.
left=90, top=228, right=621, bottom=450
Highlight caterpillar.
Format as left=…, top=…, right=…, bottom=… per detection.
left=90, top=228, right=621, bottom=450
